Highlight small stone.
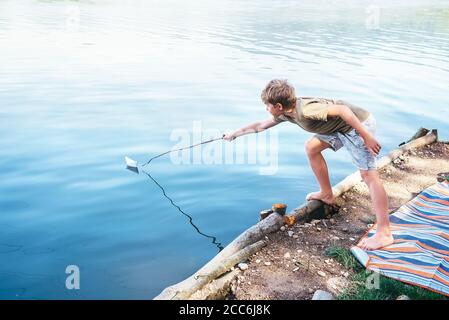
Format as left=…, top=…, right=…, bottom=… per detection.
left=297, top=249, right=302, bottom=253
left=288, top=231, right=294, bottom=237
left=397, top=295, right=411, bottom=300
left=317, top=271, right=326, bottom=277
left=343, top=272, right=349, bottom=278
left=311, top=219, right=320, bottom=225
left=326, top=277, right=350, bottom=294
left=293, top=235, right=299, bottom=239
left=255, top=259, right=261, bottom=263
left=238, top=263, right=248, bottom=271
left=316, top=227, right=322, bottom=232
left=312, top=290, right=334, bottom=300
left=264, top=262, right=271, bottom=266
left=308, top=288, right=314, bottom=294
left=322, top=220, right=328, bottom=228
left=343, top=207, right=348, bottom=212
left=342, top=227, right=349, bottom=232
left=248, top=282, right=251, bottom=286
left=330, top=219, right=336, bottom=224
left=280, top=226, right=286, bottom=231
left=293, top=267, right=299, bottom=272
left=350, top=237, right=355, bottom=241
left=304, top=223, right=312, bottom=228
left=284, top=252, right=291, bottom=259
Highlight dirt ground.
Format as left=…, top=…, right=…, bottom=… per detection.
left=229, top=141, right=449, bottom=300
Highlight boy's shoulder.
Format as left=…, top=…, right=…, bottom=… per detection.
left=299, top=97, right=337, bottom=106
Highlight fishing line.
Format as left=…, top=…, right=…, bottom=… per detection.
left=142, top=169, right=224, bottom=252
left=125, top=134, right=226, bottom=252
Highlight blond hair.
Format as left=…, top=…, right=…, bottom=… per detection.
left=261, top=79, right=297, bottom=111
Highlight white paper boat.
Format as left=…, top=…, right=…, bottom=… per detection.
left=125, top=156, right=138, bottom=168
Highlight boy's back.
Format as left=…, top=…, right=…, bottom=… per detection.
left=273, top=97, right=370, bottom=135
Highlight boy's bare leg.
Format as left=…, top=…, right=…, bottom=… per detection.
left=305, top=138, right=335, bottom=205
left=358, top=170, right=394, bottom=250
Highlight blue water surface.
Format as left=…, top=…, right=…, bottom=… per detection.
left=1, top=0, right=449, bottom=299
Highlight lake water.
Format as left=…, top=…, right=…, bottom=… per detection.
left=1, top=0, right=449, bottom=299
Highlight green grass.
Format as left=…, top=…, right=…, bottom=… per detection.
left=325, top=246, right=448, bottom=300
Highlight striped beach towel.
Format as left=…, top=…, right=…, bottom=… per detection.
left=351, top=181, right=449, bottom=296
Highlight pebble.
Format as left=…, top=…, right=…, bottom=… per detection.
left=264, top=262, right=271, bottom=266
left=284, top=252, right=291, bottom=259
left=316, top=227, right=322, bottom=231
left=280, top=226, right=286, bottom=231
left=330, top=219, right=336, bottom=224
left=255, top=259, right=261, bottom=263
left=238, top=263, right=249, bottom=271
left=312, top=290, right=335, bottom=300
left=349, top=237, right=355, bottom=241
left=293, top=235, right=299, bottom=239
left=293, top=267, right=299, bottom=272
left=288, top=231, right=294, bottom=237
left=317, top=271, right=326, bottom=277
left=297, top=249, right=303, bottom=253
left=343, top=272, right=349, bottom=278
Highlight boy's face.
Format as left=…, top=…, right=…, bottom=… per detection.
left=265, top=103, right=284, bottom=117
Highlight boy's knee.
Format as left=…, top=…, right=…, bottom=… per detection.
left=305, top=139, right=320, bottom=156
left=360, top=170, right=376, bottom=182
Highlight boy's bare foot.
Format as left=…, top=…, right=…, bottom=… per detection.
left=358, top=232, right=394, bottom=250
left=306, top=191, right=335, bottom=205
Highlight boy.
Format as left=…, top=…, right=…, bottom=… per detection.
left=224, top=79, right=393, bottom=250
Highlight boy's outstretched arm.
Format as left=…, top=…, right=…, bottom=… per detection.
left=327, top=105, right=381, bottom=156
left=224, top=118, right=280, bottom=141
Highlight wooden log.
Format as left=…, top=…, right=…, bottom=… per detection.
left=398, top=127, right=429, bottom=146
left=188, top=269, right=241, bottom=300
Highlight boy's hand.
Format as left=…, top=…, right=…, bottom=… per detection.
left=223, top=133, right=236, bottom=141
left=363, top=134, right=381, bottom=156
